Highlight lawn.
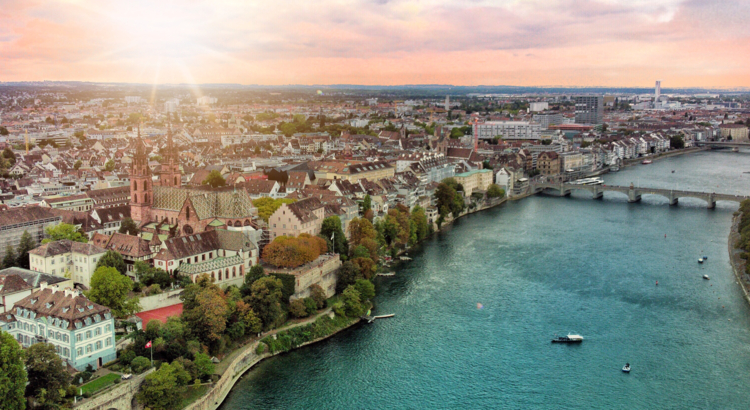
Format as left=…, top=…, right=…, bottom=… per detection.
left=80, top=373, right=122, bottom=395
left=178, top=385, right=210, bottom=409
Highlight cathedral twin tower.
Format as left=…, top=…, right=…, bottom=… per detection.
left=130, top=127, right=181, bottom=223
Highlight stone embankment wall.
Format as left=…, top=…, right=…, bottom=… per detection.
left=72, top=368, right=154, bottom=410
left=728, top=213, right=750, bottom=306
left=137, top=288, right=183, bottom=311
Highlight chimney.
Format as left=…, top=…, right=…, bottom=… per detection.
left=64, top=288, right=73, bottom=298
left=50, top=284, right=59, bottom=293
left=40, top=281, right=48, bottom=291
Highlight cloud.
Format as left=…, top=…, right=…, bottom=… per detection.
left=0, top=0, right=748, bottom=86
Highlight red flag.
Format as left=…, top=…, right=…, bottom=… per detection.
left=145, top=340, right=152, bottom=349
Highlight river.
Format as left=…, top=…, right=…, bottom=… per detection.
left=221, top=150, right=750, bottom=409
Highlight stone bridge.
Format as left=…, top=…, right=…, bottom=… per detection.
left=72, top=368, right=154, bottom=410
left=530, top=182, right=749, bottom=208
left=694, top=141, right=750, bottom=148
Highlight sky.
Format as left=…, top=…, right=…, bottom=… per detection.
left=1, top=0, right=748, bottom=87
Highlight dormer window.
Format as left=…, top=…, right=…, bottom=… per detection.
left=62, top=307, right=70, bottom=313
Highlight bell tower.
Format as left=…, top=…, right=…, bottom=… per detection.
left=159, top=125, right=181, bottom=187
left=130, top=126, right=153, bottom=223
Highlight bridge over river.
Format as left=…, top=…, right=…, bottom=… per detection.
left=530, top=181, right=749, bottom=208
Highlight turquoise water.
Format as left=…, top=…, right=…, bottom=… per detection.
left=222, top=151, right=750, bottom=409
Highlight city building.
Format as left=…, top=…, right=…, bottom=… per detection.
left=0, top=268, right=73, bottom=313
left=575, top=96, right=604, bottom=124
left=39, top=194, right=94, bottom=212
left=29, top=240, right=107, bottom=288
left=537, top=151, right=561, bottom=176
left=473, top=121, right=542, bottom=140
left=269, top=197, right=325, bottom=240
left=9, top=282, right=116, bottom=370
left=719, top=124, right=749, bottom=142
left=529, top=102, right=549, bottom=112
left=453, top=169, right=494, bottom=196
left=532, top=112, right=564, bottom=130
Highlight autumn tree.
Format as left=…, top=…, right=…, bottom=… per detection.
left=262, top=234, right=326, bottom=268
left=181, top=275, right=228, bottom=347
left=410, top=206, right=430, bottom=242
left=348, top=217, right=377, bottom=249
left=336, top=260, right=362, bottom=293
left=252, top=197, right=296, bottom=222
left=249, top=276, right=285, bottom=330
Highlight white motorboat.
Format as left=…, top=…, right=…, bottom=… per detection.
left=622, top=363, right=631, bottom=373
left=698, top=258, right=704, bottom=264
left=703, top=275, right=710, bottom=280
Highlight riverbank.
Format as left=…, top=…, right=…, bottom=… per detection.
left=184, top=310, right=360, bottom=410
left=728, top=212, right=750, bottom=306
left=622, top=147, right=708, bottom=167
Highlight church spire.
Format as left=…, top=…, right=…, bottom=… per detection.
left=158, top=124, right=181, bottom=187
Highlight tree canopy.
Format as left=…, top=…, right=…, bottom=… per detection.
left=16, top=230, right=35, bottom=269
left=25, top=343, right=69, bottom=407
left=0, top=331, right=26, bottom=410
left=119, top=217, right=139, bottom=235
left=249, top=276, right=286, bottom=330
left=96, top=250, right=127, bottom=275
left=202, top=170, right=226, bottom=188
left=252, top=197, right=296, bottom=222
left=262, top=234, right=327, bottom=268
left=487, top=184, right=505, bottom=198
left=87, top=266, right=140, bottom=318
left=42, top=222, right=88, bottom=244
left=320, top=215, right=348, bottom=256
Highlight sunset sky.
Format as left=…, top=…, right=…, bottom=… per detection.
left=1, top=0, right=748, bottom=87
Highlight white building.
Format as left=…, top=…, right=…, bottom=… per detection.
left=29, top=240, right=107, bottom=288
left=529, top=102, right=549, bottom=112
left=197, top=96, right=218, bottom=105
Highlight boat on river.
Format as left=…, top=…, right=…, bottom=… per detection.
left=703, top=275, right=710, bottom=280
left=698, top=258, right=704, bottom=264
left=622, top=363, right=631, bottom=373
left=642, top=159, right=653, bottom=164
left=551, top=334, right=583, bottom=343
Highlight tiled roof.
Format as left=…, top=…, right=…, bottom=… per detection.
left=29, top=239, right=106, bottom=257
left=152, top=186, right=255, bottom=220
left=160, top=229, right=255, bottom=260
left=12, top=285, right=111, bottom=330
left=105, top=233, right=152, bottom=258
left=285, top=197, right=323, bottom=224
left=178, top=255, right=243, bottom=275
left=0, top=207, right=61, bottom=228
left=0, top=267, right=69, bottom=294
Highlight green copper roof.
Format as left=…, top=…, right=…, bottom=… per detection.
left=179, top=255, right=244, bottom=275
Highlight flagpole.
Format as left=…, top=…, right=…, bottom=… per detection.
left=150, top=344, right=153, bottom=368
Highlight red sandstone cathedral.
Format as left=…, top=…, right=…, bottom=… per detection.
left=130, top=128, right=257, bottom=239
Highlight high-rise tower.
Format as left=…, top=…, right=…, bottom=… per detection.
left=130, top=126, right=153, bottom=223
left=158, top=126, right=181, bottom=187
left=655, top=80, right=662, bottom=102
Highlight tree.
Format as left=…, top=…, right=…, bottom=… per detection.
left=74, top=160, right=82, bottom=169
left=182, top=283, right=228, bottom=346
left=0, top=126, right=8, bottom=136
left=252, top=197, right=296, bottom=222
left=0, top=331, right=26, bottom=410
left=320, top=216, right=348, bottom=255
left=310, top=284, right=327, bottom=309
left=96, top=250, right=127, bottom=275
left=348, top=217, right=377, bottom=248
left=342, top=285, right=364, bottom=317
left=362, top=194, right=372, bottom=212
left=262, top=235, right=326, bottom=268
left=289, top=299, right=308, bottom=318
left=119, top=217, right=139, bottom=235
left=25, top=343, right=69, bottom=406
left=87, top=266, right=140, bottom=317
left=193, top=353, right=215, bottom=380
left=202, top=170, right=226, bottom=188
left=354, top=279, right=375, bottom=301
left=487, top=184, right=505, bottom=198
left=131, top=356, right=151, bottom=373
left=16, top=230, right=35, bottom=269
left=137, top=363, right=182, bottom=410
left=249, top=276, right=285, bottom=330
left=42, top=222, right=88, bottom=244
left=410, top=206, right=429, bottom=242
left=245, top=264, right=265, bottom=287
left=104, top=159, right=116, bottom=172
left=2, top=147, right=16, bottom=166
left=336, top=260, right=362, bottom=293
left=2, top=245, right=17, bottom=269
left=670, top=135, right=685, bottom=149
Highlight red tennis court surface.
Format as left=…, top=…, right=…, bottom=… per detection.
left=136, top=303, right=183, bottom=326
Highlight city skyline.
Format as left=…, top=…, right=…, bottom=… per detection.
left=1, top=0, right=749, bottom=88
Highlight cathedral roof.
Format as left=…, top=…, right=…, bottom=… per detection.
left=151, top=186, right=255, bottom=220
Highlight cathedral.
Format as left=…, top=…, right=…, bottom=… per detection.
left=130, top=128, right=257, bottom=238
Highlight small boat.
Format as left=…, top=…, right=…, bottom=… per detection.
left=655, top=281, right=659, bottom=286
left=703, top=275, right=710, bottom=280
left=671, top=170, right=675, bottom=173
left=698, top=258, right=704, bottom=264
left=399, top=256, right=412, bottom=261
left=551, top=334, right=583, bottom=343
left=703, top=256, right=708, bottom=260
left=610, top=166, right=620, bottom=172
left=622, top=363, right=631, bottom=373
left=642, top=160, right=653, bottom=164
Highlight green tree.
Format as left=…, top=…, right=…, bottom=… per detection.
left=670, top=135, right=685, bottom=149
left=42, top=222, right=88, bottom=244
left=193, top=353, right=215, bottom=381
left=25, top=343, right=69, bottom=405
left=362, top=194, right=372, bottom=212
left=289, top=299, right=308, bottom=318
left=16, top=230, right=35, bottom=269
left=0, top=331, right=26, bottom=410
left=310, top=284, right=327, bottom=309
left=354, top=279, right=375, bottom=301
left=87, top=266, right=140, bottom=317
left=131, top=356, right=151, bottom=374
left=336, top=260, right=362, bottom=293
left=487, top=184, right=505, bottom=198
left=249, top=276, right=285, bottom=330
left=244, top=264, right=265, bottom=286
left=182, top=281, right=228, bottom=347
left=2, top=245, right=17, bottom=269
left=202, top=170, right=226, bottom=188
left=104, top=159, right=116, bottom=172
left=96, top=250, right=127, bottom=275
left=137, top=362, right=183, bottom=410
left=2, top=147, right=16, bottom=166
left=320, top=215, right=348, bottom=255
left=74, top=160, right=82, bottom=169
left=119, top=217, right=139, bottom=235
left=0, top=126, right=8, bottom=136
left=342, top=285, right=364, bottom=317
left=410, top=206, right=429, bottom=242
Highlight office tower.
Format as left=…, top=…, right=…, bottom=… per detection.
left=575, top=96, right=603, bottom=124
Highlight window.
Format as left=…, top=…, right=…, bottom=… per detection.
left=76, top=334, right=82, bottom=342
left=86, top=344, right=92, bottom=353
left=105, top=324, right=111, bottom=332
left=95, top=341, right=102, bottom=350
left=105, top=338, right=111, bottom=346
left=95, top=328, right=101, bottom=336
left=77, top=347, right=82, bottom=356
left=86, top=330, right=91, bottom=339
